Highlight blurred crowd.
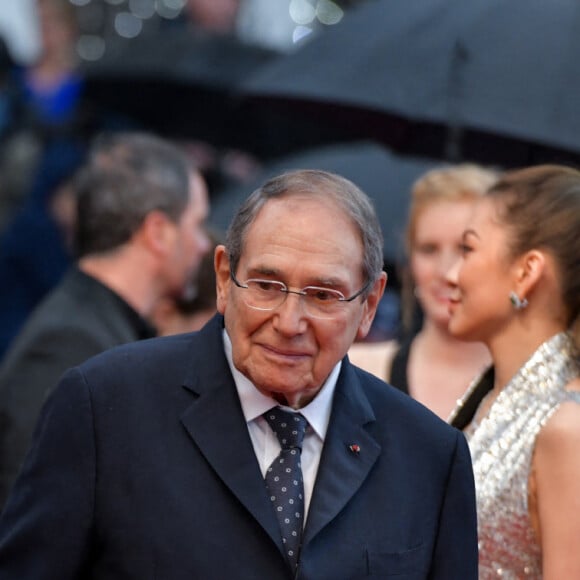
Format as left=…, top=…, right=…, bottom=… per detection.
left=0, top=0, right=366, bottom=360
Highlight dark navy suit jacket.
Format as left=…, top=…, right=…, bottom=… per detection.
left=0, top=315, right=478, bottom=579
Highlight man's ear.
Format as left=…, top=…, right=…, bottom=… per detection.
left=139, top=210, right=175, bottom=256
left=356, top=271, right=387, bottom=341
left=214, top=245, right=231, bottom=314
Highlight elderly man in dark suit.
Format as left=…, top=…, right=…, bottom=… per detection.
left=0, top=169, right=477, bottom=579
left=0, top=132, right=210, bottom=506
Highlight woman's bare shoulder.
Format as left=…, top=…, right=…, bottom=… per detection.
left=348, top=340, right=399, bottom=381
left=536, top=379, right=580, bottom=456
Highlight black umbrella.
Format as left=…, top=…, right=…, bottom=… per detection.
left=82, top=28, right=346, bottom=158
left=209, top=141, right=444, bottom=264
left=448, top=0, right=580, bottom=157
left=240, top=0, right=580, bottom=167
left=82, top=28, right=277, bottom=146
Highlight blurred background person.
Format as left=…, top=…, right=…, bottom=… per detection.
left=17, top=0, right=82, bottom=130
left=151, top=228, right=222, bottom=336
left=446, top=164, right=580, bottom=578
left=0, top=0, right=88, bottom=231
left=349, top=164, right=496, bottom=420
left=0, top=139, right=86, bottom=362
left=0, top=132, right=210, bottom=508
left=184, top=0, right=241, bottom=35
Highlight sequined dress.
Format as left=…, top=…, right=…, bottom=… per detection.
left=460, top=332, right=580, bottom=579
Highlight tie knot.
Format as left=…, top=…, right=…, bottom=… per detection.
left=264, top=407, right=308, bottom=450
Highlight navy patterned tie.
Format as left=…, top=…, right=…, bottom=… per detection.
left=263, top=407, right=308, bottom=571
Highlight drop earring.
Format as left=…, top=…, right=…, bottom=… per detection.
left=509, top=291, right=528, bottom=310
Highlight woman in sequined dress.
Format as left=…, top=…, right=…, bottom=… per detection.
left=446, top=165, right=580, bottom=579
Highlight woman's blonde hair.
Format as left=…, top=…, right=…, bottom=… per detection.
left=401, top=163, right=499, bottom=335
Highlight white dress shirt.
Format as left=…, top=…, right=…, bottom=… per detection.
left=222, top=330, right=339, bottom=520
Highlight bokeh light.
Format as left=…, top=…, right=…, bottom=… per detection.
left=316, top=0, right=344, bottom=25
left=289, top=0, right=316, bottom=26
left=155, top=0, right=184, bottom=20
left=77, top=34, right=106, bottom=60
left=129, top=0, right=156, bottom=20
left=114, top=11, right=143, bottom=38
left=67, top=0, right=356, bottom=60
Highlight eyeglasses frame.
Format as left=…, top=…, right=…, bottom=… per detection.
left=229, top=268, right=371, bottom=316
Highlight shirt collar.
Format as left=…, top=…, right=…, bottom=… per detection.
left=222, top=329, right=339, bottom=441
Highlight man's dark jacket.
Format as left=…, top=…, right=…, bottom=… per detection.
left=0, top=314, right=478, bottom=579
left=0, top=267, right=154, bottom=505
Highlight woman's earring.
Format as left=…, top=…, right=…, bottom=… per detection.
left=509, top=291, right=528, bottom=310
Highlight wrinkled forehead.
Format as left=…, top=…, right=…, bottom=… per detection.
left=240, top=196, right=364, bottom=269
left=248, top=193, right=362, bottom=239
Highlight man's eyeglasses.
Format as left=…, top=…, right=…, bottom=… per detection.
left=230, top=270, right=370, bottom=320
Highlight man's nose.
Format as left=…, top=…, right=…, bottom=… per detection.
left=272, top=293, right=308, bottom=335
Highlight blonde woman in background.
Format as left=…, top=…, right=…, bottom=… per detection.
left=447, top=165, right=580, bottom=578
left=350, top=164, right=496, bottom=420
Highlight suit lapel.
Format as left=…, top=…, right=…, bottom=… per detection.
left=179, top=317, right=285, bottom=555
left=179, top=319, right=381, bottom=556
left=303, top=362, right=381, bottom=544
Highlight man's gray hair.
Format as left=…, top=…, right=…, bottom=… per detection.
left=74, top=132, right=193, bottom=258
left=225, top=169, right=384, bottom=291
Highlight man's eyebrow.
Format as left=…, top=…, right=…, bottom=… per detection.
left=244, top=266, right=347, bottom=288
left=245, top=266, right=282, bottom=277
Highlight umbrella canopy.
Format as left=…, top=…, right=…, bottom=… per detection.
left=82, top=28, right=277, bottom=145
left=452, top=0, right=579, bottom=153
left=209, top=141, right=444, bottom=264
left=240, top=0, right=580, bottom=167
left=85, top=28, right=276, bottom=92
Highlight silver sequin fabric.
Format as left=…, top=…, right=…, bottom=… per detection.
left=463, top=332, right=580, bottom=579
